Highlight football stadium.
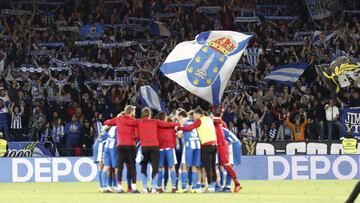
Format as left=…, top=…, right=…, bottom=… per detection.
left=0, top=0, right=360, bottom=203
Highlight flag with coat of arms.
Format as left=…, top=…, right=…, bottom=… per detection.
left=160, top=31, right=251, bottom=105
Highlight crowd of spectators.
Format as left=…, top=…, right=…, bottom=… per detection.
left=0, top=0, right=359, bottom=153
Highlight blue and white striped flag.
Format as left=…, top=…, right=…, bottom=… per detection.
left=149, top=21, right=171, bottom=37
left=138, top=85, right=167, bottom=112
left=244, top=47, right=263, bottom=67
left=312, top=30, right=337, bottom=42
left=160, top=31, right=251, bottom=105
left=265, top=62, right=308, bottom=86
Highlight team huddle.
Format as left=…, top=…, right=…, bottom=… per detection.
left=92, top=105, right=242, bottom=193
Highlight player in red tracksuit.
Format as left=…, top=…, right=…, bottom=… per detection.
left=213, top=117, right=242, bottom=193
left=120, top=107, right=179, bottom=193
left=103, top=105, right=138, bottom=193
left=156, top=112, right=178, bottom=193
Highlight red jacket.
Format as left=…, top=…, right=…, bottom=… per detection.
left=104, top=115, right=137, bottom=146
left=214, top=117, right=228, bottom=147
left=158, top=126, right=177, bottom=149
left=122, top=118, right=178, bottom=147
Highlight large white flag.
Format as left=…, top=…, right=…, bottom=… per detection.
left=160, top=31, right=251, bottom=105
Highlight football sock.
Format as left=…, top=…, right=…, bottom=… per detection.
left=164, top=170, right=169, bottom=189
left=191, top=172, right=199, bottom=189
left=101, top=171, right=107, bottom=188
left=225, top=174, right=232, bottom=188
left=112, top=174, right=117, bottom=187
left=157, top=169, right=164, bottom=188
left=127, top=171, right=131, bottom=188
left=181, top=172, right=188, bottom=189
left=170, top=171, right=177, bottom=188
left=220, top=171, right=225, bottom=186
left=98, top=170, right=103, bottom=188
left=151, top=174, right=158, bottom=190
left=141, top=174, right=148, bottom=190
left=107, top=173, right=113, bottom=187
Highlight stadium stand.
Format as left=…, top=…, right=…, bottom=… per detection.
left=0, top=0, right=359, bottom=156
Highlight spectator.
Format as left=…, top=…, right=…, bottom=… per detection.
left=324, top=99, right=343, bottom=141
left=53, top=118, right=65, bottom=150
left=223, top=106, right=236, bottom=125
left=349, top=90, right=360, bottom=107
left=250, top=112, right=265, bottom=140
left=310, top=100, right=326, bottom=141
left=81, top=119, right=95, bottom=155
left=29, top=106, right=46, bottom=141
left=0, top=0, right=357, bottom=152
left=9, top=102, right=24, bottom=141
left=240, top=123, right=252, bottom=137
left=64, top=115, right=82, bottom=155
left=285, top=112, right=308, bottom=141
left=271, top=104, right=295, bottom=141
left=40, top=122, right=52, bottom=143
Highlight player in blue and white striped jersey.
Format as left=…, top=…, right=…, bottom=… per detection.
left=92, top=125, right=107, bottom=192
left=177, top=110, right=201, bottom=192
left=222, top=127, right=242, bottom=192
left=102, top=126, right=119, bottom=192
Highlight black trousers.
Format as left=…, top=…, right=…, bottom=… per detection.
left=117, top=146, right=136, bottom=183
left=201, top=145, right=217, bottom=184
left=141, top=146, right=160, bottom=179
left=346, top=181, right=360, bottom=203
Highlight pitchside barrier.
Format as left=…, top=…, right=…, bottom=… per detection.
left=3, top=141, right=351, bottom=158
left=0, top=155, right=359, bottom=182
left=241, top=141, right=350, bottom=155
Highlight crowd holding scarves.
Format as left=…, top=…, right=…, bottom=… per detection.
left=0, top=0, right=359, bottom=157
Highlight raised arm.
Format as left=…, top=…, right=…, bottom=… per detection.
left=285, top=116, right=295, bottom=129
left=302, top=113, right=308, bottom=127
left=271, top=105, right=280, bottom=118
left=178, top=119, right=201, bottom=131
left=104, top=117, right=118, bottom=126
left=119, top=118, right=139, bottom=127
left=9, top=102, right=14, bottom=114
left=19, top=102, right=25, bottom=115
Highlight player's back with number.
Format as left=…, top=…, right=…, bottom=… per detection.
left=104, top=126, right=118, bottom=168
left=104, top=127, right=117, bottom=151
left=183, top=119, right=201, bottom=149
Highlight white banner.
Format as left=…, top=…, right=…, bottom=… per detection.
left=305, top=0, right=337, bottom=20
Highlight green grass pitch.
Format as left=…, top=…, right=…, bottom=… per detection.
left=0, top=180, right=358, bottom=203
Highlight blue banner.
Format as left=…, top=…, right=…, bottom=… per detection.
left=80, top=24, right=105, bottom=40
left=0, top=155, right=359, bottom=182
left=341, top=108, right=360, bottom=138
left=7, top=142, right=54, bottom=157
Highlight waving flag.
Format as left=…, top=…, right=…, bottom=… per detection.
left=149, top=21, right=171, bottom=37
left=265, top=62, right=308, bottom=86
left=139, top=85, right=167, bottom=112
left=312, top=30, right=337, bottom=42
left=244, top=47, right=263, bottom=67
left=315, top=56, right=360, bottom=93
left=160, top=31, right=251, bottom=105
